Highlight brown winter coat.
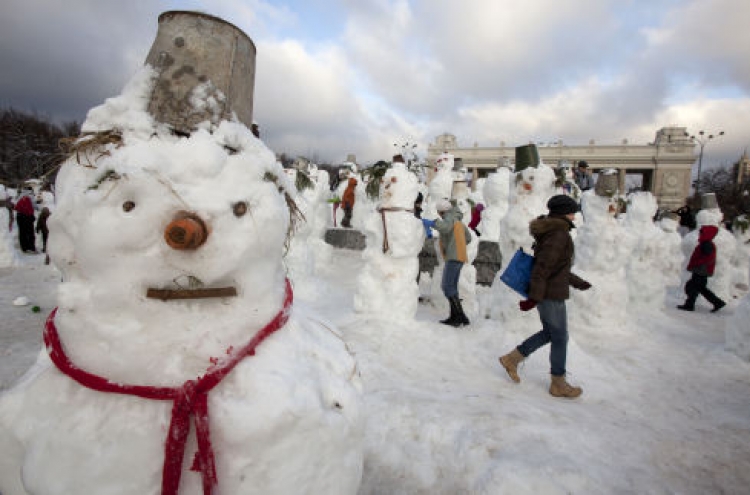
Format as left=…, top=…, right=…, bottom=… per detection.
left=341, top=178, right=357, bottom=209
left=528, top=215, right=588, bottom=301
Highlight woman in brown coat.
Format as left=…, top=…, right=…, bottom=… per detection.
left=499, top=195, right=591, bottom=398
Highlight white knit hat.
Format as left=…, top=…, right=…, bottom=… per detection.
left=436, top=199, right=452, bottom=212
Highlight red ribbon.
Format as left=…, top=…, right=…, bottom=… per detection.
left=43, top=279, right=293, bottom=495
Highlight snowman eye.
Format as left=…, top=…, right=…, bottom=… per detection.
left=233, top=201, right=248, bottom=217
left=123, top=201, right=136, bottom=212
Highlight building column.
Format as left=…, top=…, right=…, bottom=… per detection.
left=618, top=168, right=626, bottom=195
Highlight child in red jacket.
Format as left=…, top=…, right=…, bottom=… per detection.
left=678, top=225, right=726, bottom=312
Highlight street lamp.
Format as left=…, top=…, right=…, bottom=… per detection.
left=690, top=129, right=725, bottom=196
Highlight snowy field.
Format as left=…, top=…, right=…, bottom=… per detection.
left=3, top=247, right=750, bottom=494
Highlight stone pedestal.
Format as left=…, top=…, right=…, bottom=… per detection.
left=324, top=228, right=366, bottom=251
left=473, top=240, right=502, bottom=286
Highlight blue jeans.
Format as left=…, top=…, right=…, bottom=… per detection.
left=441, top=260, right=463, bottom=298
left=517, top=300, right=568, bottom=376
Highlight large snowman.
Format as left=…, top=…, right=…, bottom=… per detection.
left=283, top=163, right=334, bottom=299
left=623, top=191, right=676, bottom=309
left=0, top=12, right=362, bottom=495
left=354, top=163, right=424, bottom=318
left=570, top=171, right=632, bottom=331
left=491, top=145, right=557, bottom=321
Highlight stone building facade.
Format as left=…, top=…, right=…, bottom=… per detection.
left=426, top=126, right=696, bottom=209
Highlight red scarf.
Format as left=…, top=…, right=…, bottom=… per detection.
left=43, top=279, right=293, bottom=495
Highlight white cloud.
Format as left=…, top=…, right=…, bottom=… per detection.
left=1, top=0, right=747, bottom=166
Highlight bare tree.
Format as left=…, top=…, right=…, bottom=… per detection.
left=0, top=108, right=79, bottom=187
left=695, top=165, right=750, bottom=220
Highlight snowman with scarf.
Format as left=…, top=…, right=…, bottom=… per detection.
left=0, top=11, right=363, bottom=495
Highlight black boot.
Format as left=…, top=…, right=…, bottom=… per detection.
left=453, top=297, right=470, bottom=326
left=440, top=298, right=458, bottom=326
left=677, top=303, right=694, bottom=311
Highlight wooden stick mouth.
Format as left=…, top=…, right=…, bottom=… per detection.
left=146, top=287, right=237, bottom=301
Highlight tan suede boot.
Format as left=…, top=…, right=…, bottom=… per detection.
left=498, top=349, right=524, bottom=383
left=549, top=375, right=582, bottom=398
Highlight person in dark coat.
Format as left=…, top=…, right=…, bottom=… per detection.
left=678, top=225, right=726, bottom=312
left=675, top=205, right=697, bottom=231
left=14, top=192, right=36, bottom=253
left=498, top=195, right=591, bottom=398
left=36, top=207, right=51, bottom=253
left=413, top=192, right=423, bottom=219
left=574, top=161, right=594, bottom=191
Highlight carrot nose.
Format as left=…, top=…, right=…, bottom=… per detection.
left=164, top=212, right=208, bottom=250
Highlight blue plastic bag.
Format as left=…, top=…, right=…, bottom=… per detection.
left=498, top=248, right=535, bottom=298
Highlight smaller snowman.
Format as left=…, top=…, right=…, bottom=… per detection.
left=0, top=186, right=19, bottom=267
left=657, top=211, right=686, bottom=288
left=354, top=163, right=424, bottom=319
left=623, top=192, right=673, bottom=310
left=726, top=292, right=750, bottom=362
left=570, top=169, right=632, bottom=331
left=730, top=215, right=750, bottom=293
left=477, top=167, right=511, bottom=242
left=425, top=152, right=456, bottom=218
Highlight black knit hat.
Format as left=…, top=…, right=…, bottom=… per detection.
left=547, top=195, right=580, bottom=216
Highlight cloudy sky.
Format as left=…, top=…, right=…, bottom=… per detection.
left=1, top=0, right=748, bottom=167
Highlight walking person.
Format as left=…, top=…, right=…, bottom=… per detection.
left=425, top=199, right=472, bottom=327
left=340, top=177, right=357, bottom=228
left=498, top=195, right=592, bottom=398
left=677, top=225, right=726, bottom=312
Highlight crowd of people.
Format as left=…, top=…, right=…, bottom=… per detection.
left=3, top=187, right=51, bottom=261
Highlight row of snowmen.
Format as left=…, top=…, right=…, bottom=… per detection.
left=286, top=145, right=748, bottom=328
left=285, top=149, right=749, bottom=365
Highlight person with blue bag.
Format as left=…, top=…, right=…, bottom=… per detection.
left=423, top=199, right=472, bottom=326
left=498, top=195, right=591, bottom=398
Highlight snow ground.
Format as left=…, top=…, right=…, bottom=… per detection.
left=2, top=249, right=750, bottom=494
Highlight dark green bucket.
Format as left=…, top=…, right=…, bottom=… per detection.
left=515, top=144, right=539, bottom=172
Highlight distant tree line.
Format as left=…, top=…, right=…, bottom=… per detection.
left=0, top=108, right=80, bottom=188
left=689, top=163, right=750, bottom=222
